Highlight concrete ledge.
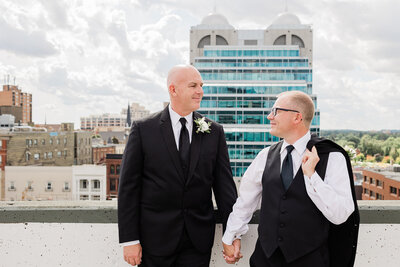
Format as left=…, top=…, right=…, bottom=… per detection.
left=1, top=200, right=400, bottom=224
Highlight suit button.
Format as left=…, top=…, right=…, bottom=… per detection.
left=281, top=210, right=286, bottom=214
left=280, top=223, right=285, bottom=228
left=278, top=237, right=283, bottom=242
left=282, top=195, right=287, bottom=200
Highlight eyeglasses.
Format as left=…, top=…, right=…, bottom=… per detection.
left=269, top=107, right=300, bottom=117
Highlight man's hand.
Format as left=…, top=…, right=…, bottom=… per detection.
left=223, top=239, right=243, bottom=264
left=123, top=243, right=142, bottom=266
left=302, top=146, right=320, bottom=177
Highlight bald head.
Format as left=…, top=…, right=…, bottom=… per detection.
left=167, top=65, right=201, bottom=89
left=277, top=91, right=315, bottom=128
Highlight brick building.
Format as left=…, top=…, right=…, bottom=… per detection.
left=105, top=154, right=122, bottom=199
left=93, top=145, right=116, bottom=164
left=0, top=84, right=32, bottom=124
left=362, top=166, right=400, bottom=200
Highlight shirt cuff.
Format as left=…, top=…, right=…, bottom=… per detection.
left=121, top=240, right=140, bottom=246
left=222, top=232, right=241, bottom=245
left=304, top=171, right=322, bottom=188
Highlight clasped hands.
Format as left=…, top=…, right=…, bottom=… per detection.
left=222, top=239, right=243, bottom=264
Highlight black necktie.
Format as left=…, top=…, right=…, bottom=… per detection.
left=179, top=118, right=190, bottom=177
left=281, top=145, right=294, bottom=191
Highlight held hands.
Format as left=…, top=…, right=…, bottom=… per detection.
left=123, top=243, right=142, bottom=266
left=223, top=239, right=243, bottom=264
left=302, top=146, right=320, bottom=178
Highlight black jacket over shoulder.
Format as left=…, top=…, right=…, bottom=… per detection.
left=118, top=106, right=238, bottom=256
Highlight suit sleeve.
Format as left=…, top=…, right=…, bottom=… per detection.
left=118, top=121, right=143, bottom=243
left=212, top=125, right=238, bottom=232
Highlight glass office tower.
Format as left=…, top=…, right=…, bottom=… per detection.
left=190, top=12, right=319, bottom=179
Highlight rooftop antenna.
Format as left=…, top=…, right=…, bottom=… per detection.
left=13, top=77, right=16, bottom=85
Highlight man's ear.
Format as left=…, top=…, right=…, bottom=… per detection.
left=294, top=112, right=303, bottom=124
left=169, top=84, right=176, bottom=96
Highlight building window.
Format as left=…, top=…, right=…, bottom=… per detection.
left=33, top=139, right=38, bottom=145
left=8, top=181, right=16, bottom=191
left=363, top=176, right=368, bottom=182
left=48, top=152, right=53, bottom=159
left=42, top=139, right=45, bottom=145
left=197, top=35, right=211, bottom=48
left=27, top=181, right=33, bottom=191
left=80, top=195, right=89, bottom=200
left=376, top=193, right=384, bottom=200
left=291, top=35, right=305, bottom=48
left=57, top=139, right=60, bottom=145
left=44, top=152, right=47, bottom=159
left=110, top=165, right=115, bottom=174
left=49, top=138, right=53, bottom=145
left=26, top=139, right=32, bottom=147
left=0, top=155, right=2, bottom=164
left=376, top=180, right=383, bottom=187
left=390, top=186, right=398, bottom=195
left=369, top=178, right=375, bottom=185
left=64, top=150, right=67, bottom=157
left=57, top=151, right=62, bottom=157
left=273, top=35, right=286, bottom=45
left=110, top=178, right=117, bottom=191
left=364, top=188, right=369, bottom=195
left=63, top=182, right=70, bottom=191
left=64, top=138, right=67, bottom=145
left=80, top=179, right=88, bottom=190
left=91, top=195, right=100, bottom=200
left=0, top=140, right=2, bottom=148
left=25, top=152, right=30, bottom=161
left=92, top=180, right=100, bottom=191
left=370, top=191, right=376, bottom=198
left=46, top=182, right=53, bottom=191
left=116, top=165, right=120, bottom=175
left=34, top=153, right=40, bottom=160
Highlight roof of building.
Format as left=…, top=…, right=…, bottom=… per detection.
left=272, top=12, right=301, bottom=25
left=194, top=13, right=234, bottom=30
left=364, top=166, right=400, bottom=182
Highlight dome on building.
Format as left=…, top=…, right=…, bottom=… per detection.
left=272, top=12, right=301, bottom=25
left=201, top=13, right=231, bottom=26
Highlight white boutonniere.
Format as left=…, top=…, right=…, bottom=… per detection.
left=194, top=117, right=211, bottom=134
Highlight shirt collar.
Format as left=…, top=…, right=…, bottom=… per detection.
left=281, top=131, right=311, bottom=156
left=168, top=104, right=193, bottom=127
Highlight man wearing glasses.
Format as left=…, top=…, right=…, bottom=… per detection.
left=222, top=91, right=359, bottom=267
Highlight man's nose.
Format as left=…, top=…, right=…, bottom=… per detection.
left=267, top=113, right=273, bottom=120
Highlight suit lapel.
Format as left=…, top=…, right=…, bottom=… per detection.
left=160, top=106, right=185, bottom=182
left=186, top=112, right=203, bottom=185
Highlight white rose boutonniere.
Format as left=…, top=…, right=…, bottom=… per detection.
left=194, top=117, right=211, bottom=134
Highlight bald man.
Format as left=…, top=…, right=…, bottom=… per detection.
left=118, top=65, right=237, bottom=267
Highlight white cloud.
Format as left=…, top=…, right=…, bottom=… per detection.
left=0, top=0, right=399, bottom=130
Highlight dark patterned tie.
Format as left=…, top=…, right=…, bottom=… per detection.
left=281, top=145, right=295, bottom=191
left=179, top=118, right=190, bottom=178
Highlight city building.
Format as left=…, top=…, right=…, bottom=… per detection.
left=191, top=11, right=319, bottom=178
left=4, top=166, right=72, bottom=201
left=0, top=84, right=32, bottom=124
left=0, top=114, right=15, bottom=128
left=5, top=123, right=92, bottom=166
left=72, top=165, right=107, bottom=201
left=0, top=136, right=9, bottom=200
left=362, top=166, right=400, bottom=200
left=80, top=103, right=150, bottom=131
left=105, top=154, right=122, bottom=199
left=92, top=144, right=116, bottom=164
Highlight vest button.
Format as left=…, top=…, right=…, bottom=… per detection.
left=278, top=237, right=283, bottom=242
left=281, top=210, right=286, bottom=214
left=282, top=195, right=287, bottom=200
left=280, top=223, right=285, bottom=228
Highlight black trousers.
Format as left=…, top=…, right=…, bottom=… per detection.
left=140, top=228, right=211, bottom=267
left=250, top=239, right=329, bottom=267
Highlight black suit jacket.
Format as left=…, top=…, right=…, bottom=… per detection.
left=118, top=106, right=237, bottom=256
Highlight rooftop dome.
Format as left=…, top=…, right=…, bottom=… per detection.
left=201, top=13, right=231, bottom=26
left=272, top=12, right=301, bottom=25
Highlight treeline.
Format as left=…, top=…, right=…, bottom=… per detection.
left=320, top=130, right=400, bottom=164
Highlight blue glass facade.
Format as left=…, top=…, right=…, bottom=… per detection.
left=195, top=46, right=319, bottom=178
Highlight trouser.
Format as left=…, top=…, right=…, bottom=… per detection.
left=250, top=239, right=329, bottom=267
left=140, top=228, right=211, bottom=267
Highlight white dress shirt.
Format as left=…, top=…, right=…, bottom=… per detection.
left=222, top=132, right=355, bottom=245
left=122, top=105, right=193, bottom=247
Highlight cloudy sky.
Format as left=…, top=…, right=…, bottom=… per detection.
left=0, top=0, right=399, bottom=130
